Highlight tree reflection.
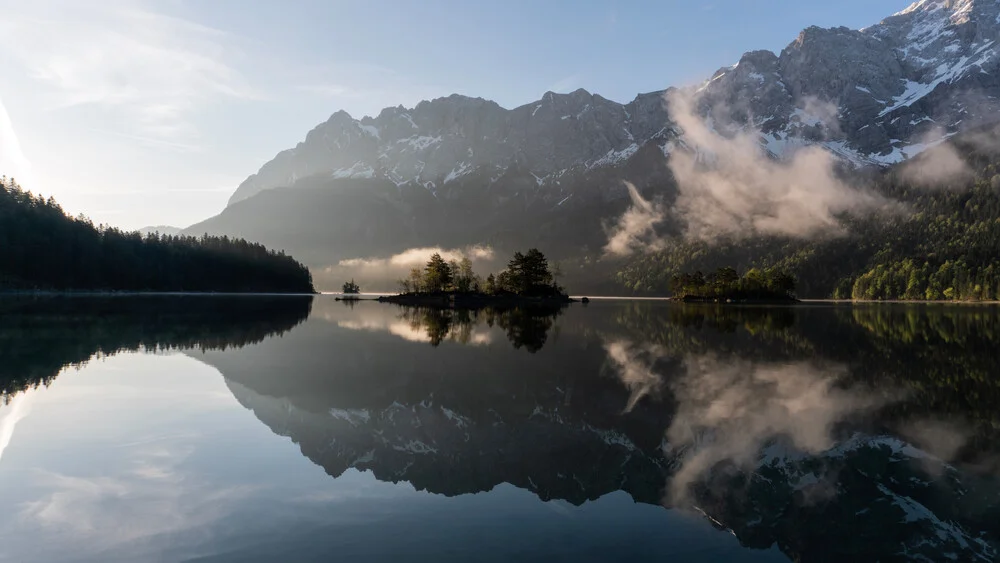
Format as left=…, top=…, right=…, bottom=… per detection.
left=397, top=305, right=563, bottom=352
left=0, top=295, right=313, bottom=402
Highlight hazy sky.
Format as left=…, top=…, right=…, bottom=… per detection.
left=0, top=0, right=904, bottom=230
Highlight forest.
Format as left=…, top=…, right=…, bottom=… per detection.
left=612, top=127, right=1000, bottom=300
left=0, top=177, right=315, bottom=293
left=669, top=266, right=796, bottom=301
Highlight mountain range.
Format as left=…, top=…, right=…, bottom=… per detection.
left=185, top=0, right=1000, bottom=292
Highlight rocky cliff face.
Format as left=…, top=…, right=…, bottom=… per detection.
left=228, top=89, right=671, bottom=206
left=226, top=0, right=1000, bottom=208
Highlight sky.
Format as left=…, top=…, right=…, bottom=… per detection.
left=0, top=0, right=907, bottom=230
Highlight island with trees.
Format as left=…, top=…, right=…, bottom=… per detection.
left=669, top=266, right=798, bottom=303
left=341, top=279, right=361, bottom=294
left=0, top=177, right=315, bottom=293
left=378, top=248, right=573, bottom=308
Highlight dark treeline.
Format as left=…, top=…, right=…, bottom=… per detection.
left=0, top=177, right=314, bottom=293
left=397, top=248, right=565, bottom=297
left=0, top=295, right=313, bottom=402
left=612, top=126, right=1000, bottom=300
left=669, top=266, right=796, bottom=301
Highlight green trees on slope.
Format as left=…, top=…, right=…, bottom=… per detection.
left=613, top=142, right=1000, bottom=300
left=669, top=267, right=796, bottom=300
left=0, top=177, right=314, bottom=293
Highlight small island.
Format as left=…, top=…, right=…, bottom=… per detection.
left=669, top=266, right=798, bottom=303
left=378, top=248, right=573, bottom=308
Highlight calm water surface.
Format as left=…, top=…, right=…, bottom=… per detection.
left=0, top=296, right=998, bottom=562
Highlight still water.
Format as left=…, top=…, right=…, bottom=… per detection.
left=0, top=296, right=997, bottom=562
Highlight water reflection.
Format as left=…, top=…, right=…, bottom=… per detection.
left=2, top=297, right=999, bottom=562
left=198, top=299, right=1000, bottom=561
left=338, top=305, right=564, bottom=351
left=0, top=295, right=313, bottom=402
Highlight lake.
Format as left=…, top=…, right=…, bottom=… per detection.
left=0, top=296, right=997, bottom=562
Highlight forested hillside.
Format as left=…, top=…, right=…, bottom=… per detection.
left=0, top=177, right=314, bottom=293
left=613, top=127, right=1000, bottom=300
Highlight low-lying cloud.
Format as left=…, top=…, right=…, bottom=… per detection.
left=669, top=91, right=889, bottom=242
left=322, top=245, right=496, bottom=291
left=338, top=245, right=495, bottom=270
left=900, top=128, right=971, bottom=189
left=604, top=91, right=902, bottom=255
left=603, top=183, right=669, bottom=257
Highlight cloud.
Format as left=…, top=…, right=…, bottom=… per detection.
left=899, top=128, right=972, bottom=188
left=19, top=438, right=257, bottom=555
left=338, top=245, right=495, bottom=270
left=667, top=90, right=891, bottom=241
left=602, top=91, right=896, bottom=255
left=0, top=1, right=259, bottom=143
left=603, top=182, right=670, bottom=257
left=0, top=97, right=32, bottom=185
left=663, top=355, right=885, bottom=504
left=0, top=390, right=34, bottom=463
left=323, top=245, right=497, bottom=291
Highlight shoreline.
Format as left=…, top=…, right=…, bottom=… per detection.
left=376, top=292, right=575, bottom=308
left=0, top=290, right=318, bottom=297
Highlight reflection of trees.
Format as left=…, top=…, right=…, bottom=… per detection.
left=398, top=305, right=563, bottom=352
left=608, top=302, right=1000, bottom=448
left=0, top=295, right=313, bottom=402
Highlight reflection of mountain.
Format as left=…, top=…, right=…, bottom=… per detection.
left=199, top=300, right=999, bottom=562
left=0, top=295, right=313, bottom=400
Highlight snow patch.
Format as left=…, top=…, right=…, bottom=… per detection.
left=444, top=162, right=472, bottom=183
left=399, top=135, right=442, bottom=151
left=393, top=440, right=437, bottom=454
left=331, top=162, right=375, bottom=179
left=441, top=407, right=470, bottom=428
left=588, top=143, right=639, bottom=169
left=329, top=408, right=371, bottom=425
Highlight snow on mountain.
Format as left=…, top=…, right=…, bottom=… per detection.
left=227, top=1, right=1000, bottom=209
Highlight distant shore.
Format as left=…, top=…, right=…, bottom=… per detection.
left=0, top=290, right=318, bottom=297
left=324, top=293, right=1000, bottom=305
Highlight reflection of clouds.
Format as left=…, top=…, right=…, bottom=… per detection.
left=603, top=340, right=666, bottom=413
left=665, top=356, right=884, bottom=503
left=0, top=390, right=35, bottom=463
left=339, top=319, right=432, bottom=343
left=19, top=437, right=257, bottom=553
left=337, top=312, right=494, bottom=346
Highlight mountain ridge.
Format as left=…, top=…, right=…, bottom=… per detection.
left=183, top=0, right=1000, bottom=293
left=226, top=0, right=1000, bottom=208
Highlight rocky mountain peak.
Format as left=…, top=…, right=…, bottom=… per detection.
left=226, top=0, right=1000, bottom=208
